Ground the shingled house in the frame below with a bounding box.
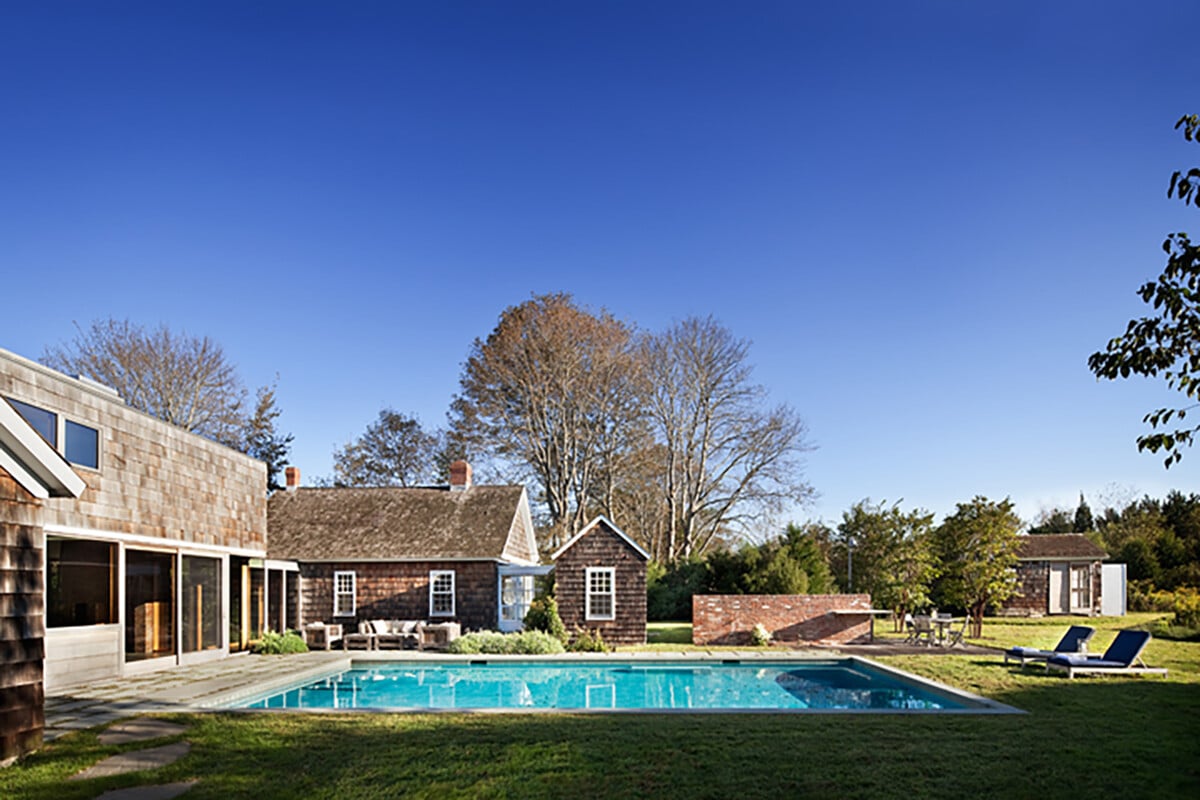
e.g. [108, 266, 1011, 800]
[1001, 533, 1107, 616]
[267, 462, 546, 633]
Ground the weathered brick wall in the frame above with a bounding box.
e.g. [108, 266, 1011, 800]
[0, 469, 44, 763]
[555, 522, 646, 646]
[1, 351, 266, 550]
[692, 594, 872, 646]
[301, 561, 498, 632]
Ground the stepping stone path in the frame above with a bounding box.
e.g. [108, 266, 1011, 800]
[70, 718, 195, 799]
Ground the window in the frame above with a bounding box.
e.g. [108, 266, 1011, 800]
[46, 537, 116, 627]
[7, 398, 57, 447]
[333, 571, 356, 616]
[125, 549, 175, 662]
[430, 570, 455, 617]
[65, 419, 100, 469]
[586, 567, 615, 621]
[1070, 565, 1090, 611]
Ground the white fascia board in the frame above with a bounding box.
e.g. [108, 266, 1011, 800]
[0, 399, 85, 498]
[550, 514, 651, 561]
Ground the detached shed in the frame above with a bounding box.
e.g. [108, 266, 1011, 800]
[1001, 534, 1107, 617]
[552, 516, 648, 646]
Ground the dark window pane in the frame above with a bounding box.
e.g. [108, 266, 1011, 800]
[46, 537, 117, 627]
[125, 549, 175, 661]
[7, 398, 57, 447]
[183, 556, 222, 652]
[65, 420, 100, 468]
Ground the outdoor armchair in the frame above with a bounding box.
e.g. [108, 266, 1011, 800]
[1004, 625, 1095, 666]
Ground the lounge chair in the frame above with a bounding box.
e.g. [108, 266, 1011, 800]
[1045, 630, 1168, 679]
[1004, 625, 1095, 666]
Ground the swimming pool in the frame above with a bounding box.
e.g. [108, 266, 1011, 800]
[235, 658, 1014, 713]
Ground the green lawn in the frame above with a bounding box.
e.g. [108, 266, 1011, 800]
[4, 614, 1198, 799]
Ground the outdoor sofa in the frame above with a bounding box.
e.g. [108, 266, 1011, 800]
[342, 619, 425, 650]
[1004, 625, 1095, 666]
[1045, 629, 1167, 679]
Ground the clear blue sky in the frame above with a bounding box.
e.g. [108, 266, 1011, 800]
[3, 1, 1198, 531]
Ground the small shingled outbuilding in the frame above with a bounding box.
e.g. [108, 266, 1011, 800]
[551, 516, 648, 646]
[1001, 533, 1108, 616]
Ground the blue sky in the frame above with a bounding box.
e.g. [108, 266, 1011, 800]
[3, 1, 1198, 531]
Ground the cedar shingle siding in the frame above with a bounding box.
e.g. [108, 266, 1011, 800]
[555, 519, 647, 646]
[0, 469, 45, 763]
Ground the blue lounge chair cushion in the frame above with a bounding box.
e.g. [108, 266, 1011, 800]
[1047, 655, 1125, 669]
[1005, 625, 1095, 660]
[1049, 630, 1152, 669]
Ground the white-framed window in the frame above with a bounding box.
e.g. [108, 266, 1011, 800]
[430, 570, 455, 617]
[585, 567, 615, 621]
[333, 571, 356, 617]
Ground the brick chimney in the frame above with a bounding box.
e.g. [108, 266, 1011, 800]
[449, 460, 472, 492]
[285, 466, 301, 491]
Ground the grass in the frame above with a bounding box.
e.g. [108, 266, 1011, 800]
[4, 614, 1198, 799]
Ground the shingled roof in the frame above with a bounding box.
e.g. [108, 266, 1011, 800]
[267, 485, 536, 563]
[1016, 533, 1107, 561]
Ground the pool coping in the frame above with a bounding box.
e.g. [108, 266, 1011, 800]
[212, 651, 1024, 715]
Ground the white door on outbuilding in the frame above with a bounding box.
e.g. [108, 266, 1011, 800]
[1101, 563, 1127, 616]
[1049, 563, 1069, 614]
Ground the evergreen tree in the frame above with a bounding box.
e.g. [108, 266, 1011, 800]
[242, 382, 293, 492]
[1073, 493, 1094, 532]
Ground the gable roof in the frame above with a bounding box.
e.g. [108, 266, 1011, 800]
[551, 515, 650, 561]
[0, 397, 86, 499]
[267, 484, 537, 563]
[1017, 533, 1107, 561]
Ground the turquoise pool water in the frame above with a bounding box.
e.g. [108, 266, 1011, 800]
[238, 659, 980, 712]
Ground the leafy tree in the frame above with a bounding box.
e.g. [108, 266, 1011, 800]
[932, 496, 1022, 638]
[1089, 114, 1200, 466]
[780, 523, 835, 594]
[42, 318, 248, 445]
[834, 499, 937, 629]
[1073, 493, 1094, 532]
[242, 381, 294, 492]
[333, 409, 438, 487]
[1028, 508, 1074, 534]
[642, 316, 814, 561]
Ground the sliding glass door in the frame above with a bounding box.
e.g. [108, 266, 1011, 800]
[125, 549, 175, 662]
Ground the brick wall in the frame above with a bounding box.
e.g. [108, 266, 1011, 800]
[692, 594, 873, 646]
[300, 561, 498, 632]
[554, 521, 646, 646]
[0, 468, 45, 763]
[1, 350, 266, 551]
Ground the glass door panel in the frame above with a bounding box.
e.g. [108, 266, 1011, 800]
[125, 549, 175, 662]
[183, 555, 222, 652]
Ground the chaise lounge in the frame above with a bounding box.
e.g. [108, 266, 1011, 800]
[1045, 629, 1168, 679]
[1004, 625, 1095, 666]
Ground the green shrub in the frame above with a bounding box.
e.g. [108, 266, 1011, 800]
[749, 623, 772, 647]
[253, 629, 308, 655]
[1171, 587, 1200, 627]
[524, 596, 567, 643]
[568, 628, 608, 652]
[447, 630, 565, 655]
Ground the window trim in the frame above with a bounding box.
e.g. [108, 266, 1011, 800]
[7, 397, 58, 448]
[1069, 564, 1090, 611]
[333, 571, 356, 617]
[585, 567, 616, 621]
[429, 570, 456, 617]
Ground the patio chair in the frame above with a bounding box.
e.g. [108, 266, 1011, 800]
[902, 613, 916, 643]
[1003, 625, 1094, 666]
[909, 615, 934, 646]
[1045, 630, 1168, 679]
[944, 616, 968, 647]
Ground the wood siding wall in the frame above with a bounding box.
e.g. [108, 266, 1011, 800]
[1, 351, 266, 550]
[0, 469, 44, 763]
[555, 523, 647, 646]
[300, 561, 499, 632]
[999, 560, 1104, 617]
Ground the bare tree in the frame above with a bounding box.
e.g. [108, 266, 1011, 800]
[643, 317, 815, 561]
[42, 318, 248, 446]
[333, 409, 439, 487]
[450, 293, 643, 549]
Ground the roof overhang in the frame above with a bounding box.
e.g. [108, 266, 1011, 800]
[551, 514, 650, 561]
[0, 398, 86, 500]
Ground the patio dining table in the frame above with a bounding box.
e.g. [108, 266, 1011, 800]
[916, 615, 966, 647]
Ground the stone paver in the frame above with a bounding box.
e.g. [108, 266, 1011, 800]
[94, 781, 198, 800]
[99, 720, 189, 745]
[69, 742, 191, 780]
